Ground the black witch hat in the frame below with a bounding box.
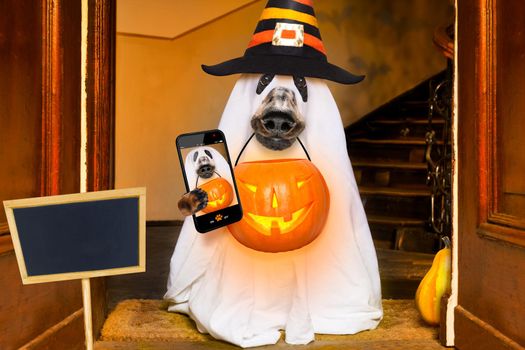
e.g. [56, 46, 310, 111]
[202, 0, 364, 84]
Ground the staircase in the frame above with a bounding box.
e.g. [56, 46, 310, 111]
[346, 71, 449, 298]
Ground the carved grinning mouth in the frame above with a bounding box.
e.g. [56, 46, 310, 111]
[245, 203, 313, 236]
[206, 193, 229, 209]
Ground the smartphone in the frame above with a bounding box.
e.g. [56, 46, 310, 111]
[176, 129, 243, 233]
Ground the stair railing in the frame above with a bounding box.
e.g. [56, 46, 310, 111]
[425, 66, 452, 240]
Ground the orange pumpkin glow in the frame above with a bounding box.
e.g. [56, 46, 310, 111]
[200, 178, 234, 213]
[228, 159, 329, 252]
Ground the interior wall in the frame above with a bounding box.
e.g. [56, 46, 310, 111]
[116, 0, 453, 220]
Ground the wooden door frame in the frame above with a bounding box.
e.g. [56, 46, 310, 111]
[455, 1, 525, 349]
[87, 0, 116, 194]
[86, 0, 117, 339]
[0, 0, 115, 250]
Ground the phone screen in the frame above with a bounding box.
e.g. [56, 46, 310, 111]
[177, 130, 243, 232]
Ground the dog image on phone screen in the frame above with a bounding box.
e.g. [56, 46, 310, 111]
[166, 1, 382, 347]
[178, 146, 235, 216]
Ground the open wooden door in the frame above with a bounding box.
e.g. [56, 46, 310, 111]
[456, 1, 525, 349]
[0, 0, 114, 348]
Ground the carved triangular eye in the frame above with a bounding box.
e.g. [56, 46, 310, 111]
[296, 175, 312, 189]
[239, 180, 257, 193]
[271, 192, 278, 209]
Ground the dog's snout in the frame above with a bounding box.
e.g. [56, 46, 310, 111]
[262, 113, 296, 135]
[251, 84, 305, 151]
[196, 156, 215, 178]
[268, 87, 296, 104]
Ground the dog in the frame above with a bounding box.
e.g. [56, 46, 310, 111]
[251, 75, 306, 151]
[166, 75, 382, 347]
[177, 147, 219, 216]
[178, 75, 307, 216]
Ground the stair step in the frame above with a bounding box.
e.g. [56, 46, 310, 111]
[368, 215, 426, 227]
[376, 247, 433, 298]
[353, 160, 427, 170]
[377, 248, 433, 280]
[397, 100, 430, 110]
[350, 137, 442, 146]
[349, 147, 426, 164]
[364, 195, 430, 219]
[359, 186, 430, 197]
[370, 118, 445, 125]
[348, 122, 445, 141]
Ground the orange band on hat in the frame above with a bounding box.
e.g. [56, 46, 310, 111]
[248, 30, 326, 55]
[260, 8, 318, 28]
[248, 30, 274, 48]
[292, 0, 314, 6]
[304, 33, 326, 55]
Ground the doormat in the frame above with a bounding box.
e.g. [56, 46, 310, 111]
[100, 299, 439, 343]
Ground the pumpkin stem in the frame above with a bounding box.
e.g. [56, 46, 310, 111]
[441, 236, 451, 249]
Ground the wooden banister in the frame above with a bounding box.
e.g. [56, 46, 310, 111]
[433, 24, 454, 60]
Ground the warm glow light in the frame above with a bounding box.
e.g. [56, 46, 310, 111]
[206, 194, 229, 209]
[271, 193, 278, 209]
[201, 178, 234, 213]
[229, 159, 330, 252]
[246, 204, 312, 236]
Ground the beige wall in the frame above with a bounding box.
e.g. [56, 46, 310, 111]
[319, 0, 453, 121]
[116, 0, 453, 220]
[117, 0, 258, 38]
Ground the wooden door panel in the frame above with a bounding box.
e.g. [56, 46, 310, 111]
[474, 0, 525, 249]
[1, 0, 114, 348]
[0, 0, 43, 233]
[495, 0, 525, 224]
[0, 0, 83, 349]
[457, 0, 525, 349]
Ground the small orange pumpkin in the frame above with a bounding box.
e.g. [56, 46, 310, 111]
[200, 178, 234, 213]
[228, 159, 329, 253]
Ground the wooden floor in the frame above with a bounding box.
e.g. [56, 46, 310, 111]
[106, 224, 181, 309]
[96, 339, 446, 350]
[100, 224, 440, 350]
[106, 224, 433, 308]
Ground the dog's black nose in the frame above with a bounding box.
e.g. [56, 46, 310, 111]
[262, 112, 296, 135]
[198, 165, 214, 178]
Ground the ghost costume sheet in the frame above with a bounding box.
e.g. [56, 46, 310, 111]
[165, 75, 383, 348]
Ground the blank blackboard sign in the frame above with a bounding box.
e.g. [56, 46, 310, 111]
[3, 188, 146, 284]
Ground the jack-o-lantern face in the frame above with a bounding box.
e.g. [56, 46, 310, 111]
[228, 159, 329, 252]
[200, 178, 234, 213]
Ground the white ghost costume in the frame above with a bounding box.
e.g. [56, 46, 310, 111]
[165, 75, 383, 347]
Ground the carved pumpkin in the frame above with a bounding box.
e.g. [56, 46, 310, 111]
[200, 178, 234, 213]
[228, 159, 329, 252]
